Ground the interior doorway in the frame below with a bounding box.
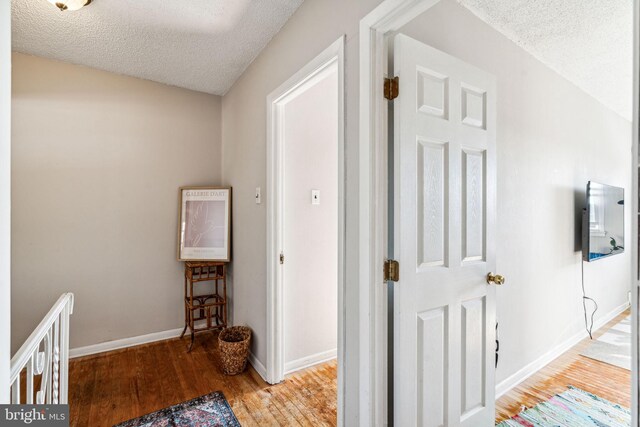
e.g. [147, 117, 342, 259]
[266, 36, 345, 422]
[390, 2, 634, 427]
[359, 0, 637, 425]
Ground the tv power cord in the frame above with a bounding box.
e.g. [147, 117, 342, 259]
[581, 260, 598, 339]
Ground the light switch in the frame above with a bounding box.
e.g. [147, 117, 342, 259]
[255, 187, 261, 204]
[311, 189, 320, 205]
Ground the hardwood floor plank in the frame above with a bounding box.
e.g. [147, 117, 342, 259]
[272, 377, 326, 426]
[69, 355, 96, 427]
[88, 353, 114, 426]
[287, 374, 336, 424]
[264, 387, 306, 426]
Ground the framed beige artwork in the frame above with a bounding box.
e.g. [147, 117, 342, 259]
[177, 187, 231, 261]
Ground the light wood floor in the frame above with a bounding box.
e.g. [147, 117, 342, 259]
[69, 311, 629, 426]
[69, 331, 337, 427]
[495, 309, 631, 423]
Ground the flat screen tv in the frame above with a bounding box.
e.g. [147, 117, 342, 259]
[582, 181, 624, 262]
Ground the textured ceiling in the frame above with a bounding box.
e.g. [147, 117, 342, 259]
[12, 0, 304, 95]
[12, 0, 633, 117]
[457, 0, 633, 120]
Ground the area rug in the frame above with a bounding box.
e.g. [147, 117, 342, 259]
[580, 315, 631, 370]
[496, 386, 630, 427]
[114, 391, 241, 427]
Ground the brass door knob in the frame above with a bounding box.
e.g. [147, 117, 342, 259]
[486, 272, 505, 285]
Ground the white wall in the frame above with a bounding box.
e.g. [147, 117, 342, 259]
[283, 66, 338, 372]
[400, 0, 632, 386]
[0, 0, 11, 403]
[220, 0, 383, 423]
[221, 1, 630, 420]
[11, 53, 223, 352]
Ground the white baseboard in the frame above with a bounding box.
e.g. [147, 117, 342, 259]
[495, 302, 630, 398]
[284, 348, 337, 375]
[248, 351, 268, 381]
[69, 327, 184, 359]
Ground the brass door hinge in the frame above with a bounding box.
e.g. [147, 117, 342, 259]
[280, 253, 285, 265]
[384, 76, 399, 100]
[384, 259, 399, 282]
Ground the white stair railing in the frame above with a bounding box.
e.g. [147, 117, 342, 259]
[10, 293, 74, 404]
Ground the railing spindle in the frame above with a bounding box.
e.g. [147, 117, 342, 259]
[11, 377, 20, 404]
[52, 317, 60, 404]
[26, 354, 34, 404]
[59, 303, 70, 404]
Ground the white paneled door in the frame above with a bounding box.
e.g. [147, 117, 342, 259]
[393, 34, 498, 427]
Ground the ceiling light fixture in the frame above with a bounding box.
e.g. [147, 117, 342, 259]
[48, 0, 92, 11]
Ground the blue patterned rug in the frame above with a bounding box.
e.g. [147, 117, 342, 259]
[114, 391, 240, 427]
[497, 386, 630, 426]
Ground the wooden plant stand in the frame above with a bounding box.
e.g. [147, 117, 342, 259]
[180, 261, 228, 351]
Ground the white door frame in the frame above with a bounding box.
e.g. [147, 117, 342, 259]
[266, 35, 345, 418]
[632, 0, 639, 422]
[360, 0, 640, 425]
[359, 2, 443, 424]
[0, 0, 11, 404]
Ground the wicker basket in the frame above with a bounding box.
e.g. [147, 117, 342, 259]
[218, 326, 251, 375]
